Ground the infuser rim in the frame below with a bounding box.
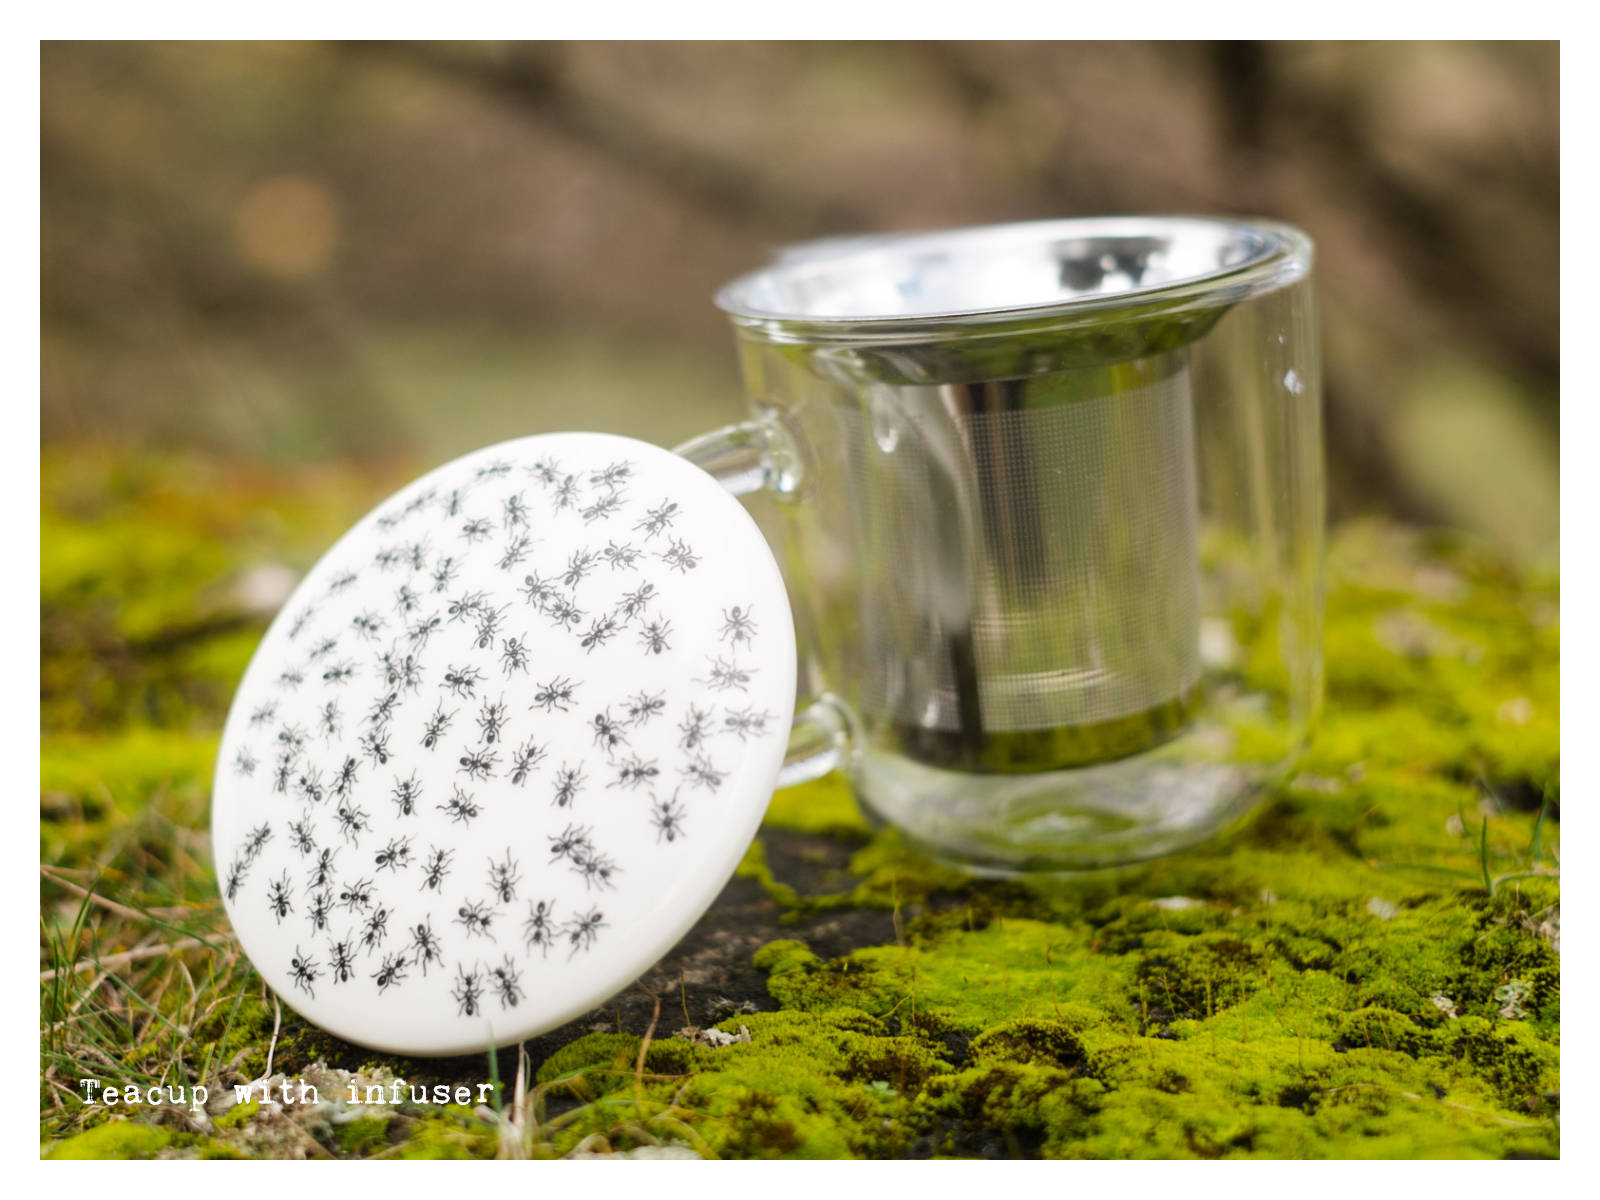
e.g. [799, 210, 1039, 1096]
[714, 214, 1311, 333]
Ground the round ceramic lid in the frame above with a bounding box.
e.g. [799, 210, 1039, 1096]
[211, 432, 795, 1056]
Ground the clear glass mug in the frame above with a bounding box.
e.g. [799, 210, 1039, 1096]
[675, 216, 1323, 874]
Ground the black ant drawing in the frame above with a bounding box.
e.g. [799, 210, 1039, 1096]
[287, 813, 317, 856]
[476, 458, 513, 481]
[565, 908, 606, 957]
[333, 756, 360, 799]
[289, 605, 317, 639]
[277, 724, 308, 755]
[458, 747, 497, 782]
[394, 582, 420, 615]
[608, 753, 660, 791]
[651, 794, 687, 843]
[473, 605, 506, 649]
[327, 570, 359, 596]
[440, 488, 465, 518]
[273, 755, 295, 795]
[552, 764, 585, 809]
[499, 635, 530, 677]
[233, 749, 258, 778]
[318, 699, 342, 742]
[522, 900, 559, 957]
[497, 536, 531, 571]
[530, 456, 561, 486]
[442, 663, 483, 700]
[328, 936, 357, 985]
[552, 475, 579, 511]
[309, 636, 339, 662]
[306, 889, 334, 934]
[704, 655, 754, 692]
[659, 538, 700, 573]
[374, 835, 413, 872]
[224, 857, 248, 903]
[278, 666, 306, 690]
[546, 595, 584, 630]
[562, 549, 597, 589]
[378, 646, 423, 692]
[446, 590, 488, 624]
[681, 754, 726, 793]
[294, 764, 324, 803]
[547, 823, 594, 864]
[321, 661, 356, 686]
[439, 785, 481, 825]
[452, 965, 484, 1016]
[532, 675, 577, 713]
[358, 731, 391, 767]
[579, 614, 618, 652]
[590, 460, 632, 490]
[634, 499, 678, 540]
[638, 615, 672, 656]
[454, 899, 495, 941]
[405, 538, 430, 573]
[403, 487, 437, 520]
[722, 705, 774, 741]
[307, 847, 338, 892]
[574, 852, 619, 892]
[350, 610, 386, 642]
[486, 852, 522, 905]
[419, 846, 453, 892]
[431, 556, 459, 593]
[290, 947, 320, 998]
[366, 690, 400, 729]
[624, 690, 666, 726]
[720, 604, 758, 647]
[408, 612, 442, 651]
[410, 920, 444, 976]
[677, 704, 713, 752]
[388, 772, 421, 817]
[616, 581, 657, 621]
[489, 956, 525, 1009]
[502, 492, 530, 531]
[475, 696, 508, 745]
[374, 544, 405, 571]
[373, 952, 407, 993]
[520, 571, 558, 612]
[509, 738, 547, 786]
[267, 872, 294, 924]
[581, 491, 623, 523]
[339, 876, 374, 913]
[460, 516, 492, 544]
[243, 824, 274, 860]
[361, 906, 391, 955]
[590, 708, 629, 754]
[335, 800, 371, 845]
[249, 702, 277, 727]
[421, 704, 456, 750]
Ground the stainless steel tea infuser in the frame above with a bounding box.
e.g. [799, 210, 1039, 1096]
[213, 215, 1324, 1054]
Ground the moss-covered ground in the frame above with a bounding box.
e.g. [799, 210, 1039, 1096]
[40, 449, 1558, 1159]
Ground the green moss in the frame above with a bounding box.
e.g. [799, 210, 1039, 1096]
[213, 1098, 259, 1131]
[332, 1115, 391, 1156]
[392, 1112, 498, 1159]
[39, 448, 1559, 1159]
[45, 1120, 175, 1159]
[764, 773, 874, 840]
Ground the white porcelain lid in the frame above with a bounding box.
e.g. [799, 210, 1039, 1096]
[211, 432, 795, 1056]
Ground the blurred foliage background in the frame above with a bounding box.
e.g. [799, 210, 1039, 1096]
[42, 40, 1558, 560]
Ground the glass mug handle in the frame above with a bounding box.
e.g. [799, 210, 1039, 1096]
[674, 415, 852, 789]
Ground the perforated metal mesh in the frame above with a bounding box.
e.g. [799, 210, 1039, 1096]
[834, 362, 1201, 735]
